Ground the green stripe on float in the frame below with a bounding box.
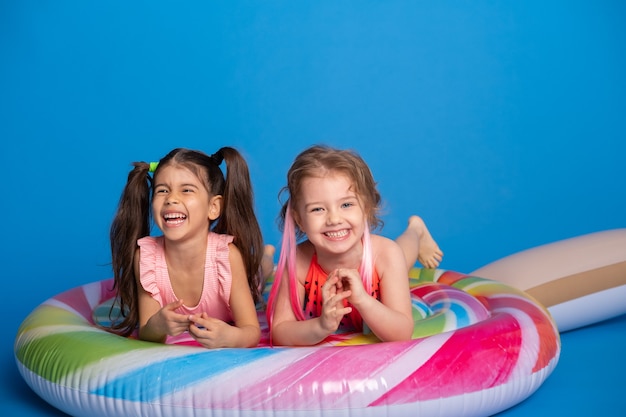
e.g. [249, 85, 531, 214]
[15, 330, 157, 383]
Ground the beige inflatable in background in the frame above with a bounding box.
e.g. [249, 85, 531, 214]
[471, 229, 626, 332]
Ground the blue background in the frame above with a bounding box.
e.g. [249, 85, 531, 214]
[2, 2, 625, 416]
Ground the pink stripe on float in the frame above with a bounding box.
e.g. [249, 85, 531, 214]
[214, 341, 421, 410]
[371, 312, 523, 405]
[53, 279, 117, 325]
[99, 278, 116, 302]
[54, 285, 94, 322]
[488, 296, 559, 372]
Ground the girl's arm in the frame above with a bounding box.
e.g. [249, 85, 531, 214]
[339, 237, 414, 342]
[221, 243, 261, 348]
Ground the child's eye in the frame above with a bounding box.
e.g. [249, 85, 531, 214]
[155, 188, 168, 194]
[310, 207, 324, 213]
[341, 202, 354, 208]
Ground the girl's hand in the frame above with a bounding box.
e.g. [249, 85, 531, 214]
[333, 268, 368, 307]
[319, 272, 352, 333]
[188, 313, 234, 349]
[151, 299, 191, 337]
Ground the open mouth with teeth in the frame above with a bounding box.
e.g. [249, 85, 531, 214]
[163, 212, 187, 225]
[325, 230, 349, 239]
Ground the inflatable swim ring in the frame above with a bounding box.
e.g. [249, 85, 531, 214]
[14, 268, 559, 417]
[472, 229, 626, 332]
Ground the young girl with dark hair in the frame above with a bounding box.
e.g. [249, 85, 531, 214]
[110, 147, 272, 348]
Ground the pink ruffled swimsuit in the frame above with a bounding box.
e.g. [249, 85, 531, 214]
[137, 232, 234, 344]
[303, 253, 381, 333]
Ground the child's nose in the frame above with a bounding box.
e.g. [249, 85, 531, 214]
[326, 210, 341, 225]
[166, 193, 179, 205]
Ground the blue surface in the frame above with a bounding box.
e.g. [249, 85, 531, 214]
[2, 2, 625, 416]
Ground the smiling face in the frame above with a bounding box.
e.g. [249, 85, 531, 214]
[293, 171, 367, 260]
[152, 164, 221, 242]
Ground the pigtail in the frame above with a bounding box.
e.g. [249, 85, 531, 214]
[359, 224, 373, 296]
[108, 162, 152, 336]
[212, 147, 264, 304]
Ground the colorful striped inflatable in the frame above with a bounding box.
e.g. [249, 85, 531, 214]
[14, 267, 560, 417]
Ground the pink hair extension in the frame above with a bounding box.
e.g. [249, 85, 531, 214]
[284, 204, 305, 320]
[266, 202, 304, 343]
[359, 223, 373, 296]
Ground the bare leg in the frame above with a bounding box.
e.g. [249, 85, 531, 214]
[257, 244, 276, 305]
[395, 216, 443, 270]
[261, 244, 276, 279]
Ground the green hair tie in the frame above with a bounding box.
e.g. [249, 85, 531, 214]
[149, 162, 159, 173]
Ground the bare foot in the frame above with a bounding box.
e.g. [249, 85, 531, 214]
[408, 215, 443, 269]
